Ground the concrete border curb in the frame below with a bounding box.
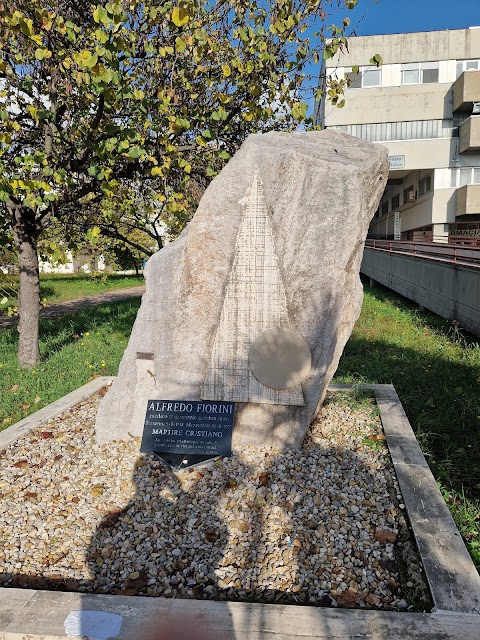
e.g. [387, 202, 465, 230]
[0, 376, 114, 450]
[0, 381, 479, 638]
[2, 591, 480, 640]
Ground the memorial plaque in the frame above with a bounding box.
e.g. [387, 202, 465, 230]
[141, 400, 235, 469]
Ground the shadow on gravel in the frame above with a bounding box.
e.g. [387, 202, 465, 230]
[0, 394, 434, 638]
[82, 407, 418, 604]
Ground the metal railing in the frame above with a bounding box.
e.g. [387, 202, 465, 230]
[364, 239, 480, 270]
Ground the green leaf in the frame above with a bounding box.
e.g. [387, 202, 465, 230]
[95, 28, 109, 44]
[93, 6, 109, 25]
[75, 49, 98, 69]
[369, 53, 383, 67]
[175, 36, 187, 53]
[128, 146, 143, 159]
[20, 18, 34, 36]
[291, 102, 308, 121]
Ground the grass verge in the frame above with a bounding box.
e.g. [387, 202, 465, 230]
[0, 298, 140, 428]
[1, 272, 144, 313]
[334, 283, 480, 570]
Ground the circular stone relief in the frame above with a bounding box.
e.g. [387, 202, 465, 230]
[248, 327, 311, 390]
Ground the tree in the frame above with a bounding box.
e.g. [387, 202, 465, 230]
[0, 0, 360, 366]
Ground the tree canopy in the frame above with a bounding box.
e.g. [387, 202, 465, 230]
[0, 0, 361, 366]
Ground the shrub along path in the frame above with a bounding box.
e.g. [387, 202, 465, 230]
[0, 285, 145, 330]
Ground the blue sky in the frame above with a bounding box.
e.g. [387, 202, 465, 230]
[346, 0, 480, 36]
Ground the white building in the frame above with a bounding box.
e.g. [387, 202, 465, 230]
[318, 27, 480, 243]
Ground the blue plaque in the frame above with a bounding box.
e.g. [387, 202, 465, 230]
[141, 400, 235, 469]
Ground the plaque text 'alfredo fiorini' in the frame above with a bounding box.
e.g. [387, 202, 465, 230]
[141, 400, 235, 458]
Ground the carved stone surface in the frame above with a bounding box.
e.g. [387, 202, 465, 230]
[95, 130, 388, 449]
[202, 169, 304, 406]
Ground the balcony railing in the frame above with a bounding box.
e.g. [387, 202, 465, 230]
[365, 239, 480, 269]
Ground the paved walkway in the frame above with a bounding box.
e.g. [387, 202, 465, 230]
[0, 285, 145, 330]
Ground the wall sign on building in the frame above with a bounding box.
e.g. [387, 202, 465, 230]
[394, 212, 401, 240]
[388, 155, 405, 170]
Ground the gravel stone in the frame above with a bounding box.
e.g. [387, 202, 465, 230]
[0, 391, 417, 609]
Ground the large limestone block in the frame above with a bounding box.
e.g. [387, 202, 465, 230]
[95, 131, 388, 449]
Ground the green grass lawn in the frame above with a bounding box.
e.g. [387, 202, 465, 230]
[0, 298, 141, 428]
[1, 272, 144, 313]
[0, 284, 478, 569]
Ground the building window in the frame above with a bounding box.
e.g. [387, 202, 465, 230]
[403, 185, 415, 204]
[456, 60, 480, 77]
[346, 67, 381, 88]
[381, 201, 389, 215]
[401, 62, 439, 85]
[418, 175, 432, 196]
[363, 69, 381, 87]
[450, 167, 480, 187]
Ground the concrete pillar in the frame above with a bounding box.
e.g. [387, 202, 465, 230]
[433, 223, 449, 243]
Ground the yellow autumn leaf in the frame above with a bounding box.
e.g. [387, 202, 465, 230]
[90, 484, 104, 497]
[27, 105, 38, 121]
[171, 5, 191, 27]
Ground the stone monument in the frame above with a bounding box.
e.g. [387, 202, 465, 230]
[95, 131, 388, 450]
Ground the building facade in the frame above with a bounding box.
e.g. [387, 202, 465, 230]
[318, 28, 480, 243]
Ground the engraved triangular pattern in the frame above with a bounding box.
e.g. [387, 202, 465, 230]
[202, 168, 305, 406]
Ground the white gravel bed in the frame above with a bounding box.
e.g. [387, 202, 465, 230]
[0, 390, 418, 610]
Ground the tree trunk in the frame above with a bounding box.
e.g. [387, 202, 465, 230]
[11, 204, 41, 367]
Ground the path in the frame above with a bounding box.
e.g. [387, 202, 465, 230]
[0, 285, 145, 330]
